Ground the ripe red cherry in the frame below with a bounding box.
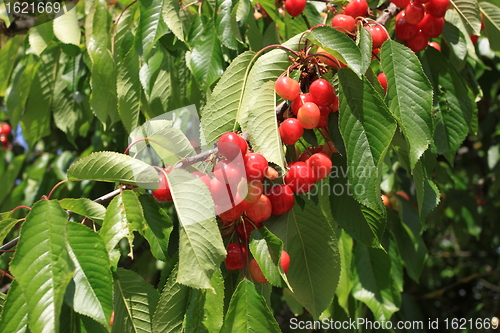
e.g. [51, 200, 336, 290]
[317, 112, 329, 128]
[0, 136, 7, 149]
[331, 14, 356, 33]
[241, 180, 263, 203]
[309, 79, 336, 107]
[280, 250, 291, 273]
[470, 35, 479, 45]
[365, 25, 389, 49]
[192, 171, 211, 188]
[218, 132, 248, 161]
[343, 0, 368, 18]
[210, 177, 233, 206]
[425, 0, 449, 17]
[284, 162, 316, 193]
[428, 41, 441, 51]
[390, 0, 410, 7]
[415, 0, 429, 3]
[405, 2, 425, 24]
[418, 14, 444, 38]
[0, 123, 11, 136]
[298, 146, 323, 162]
[214, 160, 245, 185]
[405, 30, 429, 52]
[244, 194, 272, 223]
[152, 171, 172, 202]
[217, 201, 245, 222]
[306, 153, 332, 181]
[279, 118, 304, 145]
[395, 11, 419, 41]
[291, 93, 315, 115]
[225, 243, 247, 270]
[275, 77, 300, 101]
[285, 0, 306, 17]
[297, 102, 321, 129]
[266, 184, 295, 215]
[244, 153, 268, 181]
[377, 72, 388, 93]
[236, 218, 257, 243]
[249, 250, 291, 283]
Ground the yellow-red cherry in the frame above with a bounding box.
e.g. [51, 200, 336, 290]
[297, 102, 321, 129]
[275, 77, 300, 101]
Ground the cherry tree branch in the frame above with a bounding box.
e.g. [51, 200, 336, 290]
[376, 2, 399, 26]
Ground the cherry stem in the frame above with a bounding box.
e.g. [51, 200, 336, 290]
[47, 179, 70, 200]
[10, 205, 31, 214]
[255, 44, 300, 58]
[306, 52, 343, 69]
[0, 269, 14, 280]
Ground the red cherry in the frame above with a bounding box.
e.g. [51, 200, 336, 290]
[309, 79, 336, 107]
[425, 0, 449, 17]
[284, 0, 306, 17]
[214, 160, 245, 185]
[244, 194, 272, 223]
[192, 171, 211, 188]
[405, 2, 425, 24]
[418, 14, 444, 37]
[236, 218, 257, 243]
[377, 72, 388, 93]
[317, 112, 329, 128]
[390, 0, 410, 7]
[225, 243, 247, 270]
[366, 25, 389, 49]
[284, 162, 316, 193]
[396, 191, 410, 201]
[266, 184, 295, 215]
[279, 118, 304, 145]
[306, 153, 332, 181]
[415, 0, 430, 4]
[0, 136, 8, 149]
[395, 11, 419, 41]
[217, 201, 245, 223]
[249, 259, 268, 283]
[428, 41, 441, 51]
[280, 250, 291, 273]
[242, 180, 263, 203]
[470, 35, 479, 45]
[210, 177, 233, 206]
[291, 93, 315, 116]
[331, 14, 356, 33]
[218, 132, 248, 161]
[152, 171, 172, 202]
[298, 146, 323, 162]
[244, 153, 268, 181]
[405, 30, 429, 52]
[0, 123, 11, 136]
[297, 102, 321, 129]
[275, 77, 300, 101]
[343, 0, 368, 18]
[265, 167, 279, 180]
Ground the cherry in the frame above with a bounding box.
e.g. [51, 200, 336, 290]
[275, 77, 300, 101]
[225, 243, 247, 270]
[298, 146, 323, 162]
[284, 162, 316, 193]
[405, 2, 425, 24]
[291, 93, 315, 116]
[217, 201, 245, 222]
[306, 153, 332, 181]
[316, 47, 346, 69]
[284, 0, 306, 17]
[381, 194, 392, 209]
[309, 79, 336, 107]
[236, 218, 257, 243]
[218, 132, 248, 161]
[425, 0, 449, 17]
[317, 112, 329, 128]
[241, 180, 263, 203]
[395, 11, 419, 41]
[210, 177, 233, 206]
[152, 171, 172, 202]
[0, 123, 11, 136]
[192, 171, 211, 188]
[415, 0, 430, 4]
[391, 0, 410, 7]
[244, 194, 272, 223]
[244, 153, 268, 181]
[406, 30, 429, 52]
[280, 250, 291, 273]
[264, 166, 279, 180]
[377, 72, 388, 93]
[279, 118, 304, 145]
[343, 0, 368, 19]
[0, 136, 8, 149]
[331, 14, 356, 33]
[214, 160, 245, 185]
[470, 35, 479, 45]
[266, 184, 295, 215]
[396, 191, 410, 201]
[249, 250, 291, 283]
[428, 41, 441, 51]
[297, 102, 321, 129]
[366, 25, 389, 49]
[418, 14, 444, 37]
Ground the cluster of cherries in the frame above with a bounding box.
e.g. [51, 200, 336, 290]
[0, 122, 11, 150]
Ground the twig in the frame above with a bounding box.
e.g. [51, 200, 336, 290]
[376, 2, 399, 26]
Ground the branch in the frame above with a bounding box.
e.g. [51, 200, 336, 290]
[376, 2, 399, 26]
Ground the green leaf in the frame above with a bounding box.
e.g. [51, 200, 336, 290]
[421, 47, 475, 164]
[451, 0, 481, 35]
[442, 21, 468, 61]
[162, 0, 185, 41]
[67, 151, 159, 188]
[137, 0, 167, 60]
[152, 265, 190, 333]
[200, 51, 256, 144]
[6, 55, 37, 128]
[10, 200, 74, 333]
[480, 2, 500, 51]
[308, 26, 363, 77]
[220, 279, 280, 333]
[0, 154, 25, 206]
[59, 198, 106, 223]
[113, 268, 159, 333]
[117, 45, 142, 133]
[138, 194, 173, 261]
[335, 229, 354, 315]
[337, 68, 397, 209]
[217, 0, 239, 50]
[203, 270, 224, 333]
[413, 152, 440, 223]
[22, 44, 60, 148]
[284, 11, 308, 40]
[249, 227, 285, 287]
[0, 35, 23, 96]
[357, 26, 373, 75]
[169, 169, 226, 290]
[380, 40, 433, 171]
[53, 6, 81, 45]
[352, 243, 401, 321]
[99, 191, 145, 258]
[184, 289, 208, 333]
[28, 23, 55, 56]
[65, 222, 113, 329]
[0, 281, 29, 333]
[0, 218, 20, 244]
